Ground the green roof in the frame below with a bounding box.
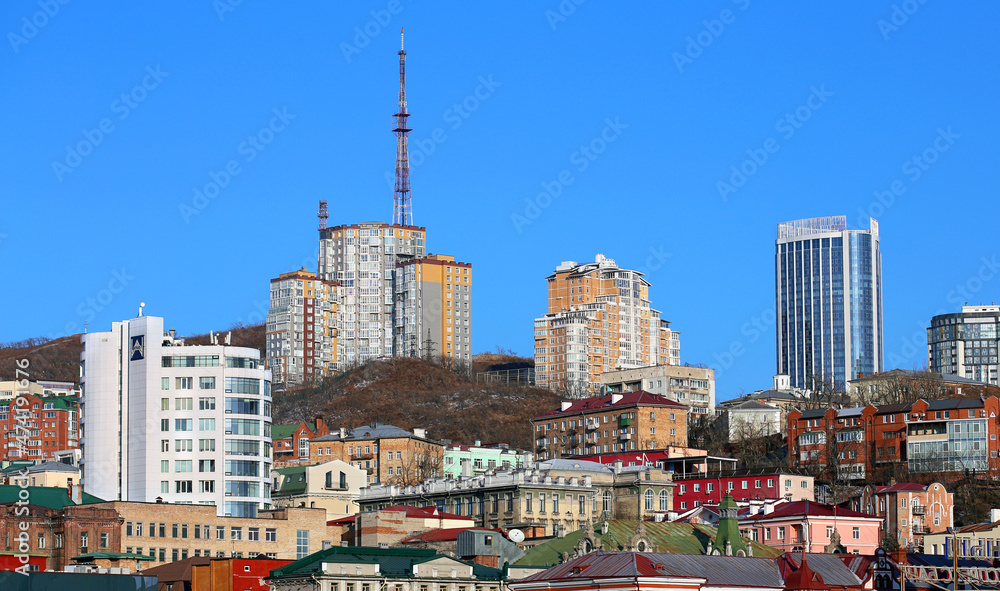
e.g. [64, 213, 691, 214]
[0, 461, 37, 474]
[0, 485, 104, 509]
[272, 466, 307, 496]
[513, 521, 782, 567]
[270, 546, 438, 578]
[73, 552, 155, 562]
[272, 421, 316, 440]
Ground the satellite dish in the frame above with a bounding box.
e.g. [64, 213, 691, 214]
[508, 529, 525, 543]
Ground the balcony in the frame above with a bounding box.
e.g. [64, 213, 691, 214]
[619, 418, 632, 427]
[586, 421, 599, 430]
[619, 433, 632, 441]
[912, 505, 926, 515]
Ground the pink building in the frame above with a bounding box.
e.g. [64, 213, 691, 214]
[740, 500, 882, 555]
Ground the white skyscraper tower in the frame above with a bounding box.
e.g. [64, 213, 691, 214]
[81, 313, 273, 516]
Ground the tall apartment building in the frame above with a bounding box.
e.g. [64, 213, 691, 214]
[534, 254, 680, 396]
[0, 393, 78, 461]
[928, 305, 1000, 385]
[80, 314, 273, 517]
[531, 391, 688, 460]
[265, 268, 339, 388]
[395, 254, 473, 361]
[775, 216, 883, 390]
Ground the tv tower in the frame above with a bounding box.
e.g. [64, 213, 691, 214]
[392, 28, 413, 227]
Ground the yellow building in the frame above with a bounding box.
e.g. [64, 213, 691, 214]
[534, 254, 680, 396]
[265, 268, 339, 388]
[271, 459, 367, 520]
[395, 254, 472, 362]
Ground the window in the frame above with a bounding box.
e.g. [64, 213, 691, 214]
[199, 377, 216, 390]
[827, 526, 833, 538]
[216, 526, 225, 540]
[552, 495, 559, 513]
[161, 377, 170, 390]
[80, 532, 89, 549]
[175, 419, 193, 431]
[296, 530, 309, 559]
[659, 490, 669, 510]
[901, 498, 907, 508]
[176, 480, 192, 493]
[199, 396, 215, 409]
[525, 492, 533, 512]
[176, 377, 193, 390]
[175, 439, 193, 452]
[603, 490, 612, 511]
[199, 439, 216, 452]
[249, 527, 260, 541]
[199, 418, 215, 431]
[199, 459, 215, 472]
[161, 398, 169, 410]
[764, 528, 771, 540]
[853, 527, 860, 539]
[100, 532, 108, 548]
[175, 460, 192, 473]
[777, 527, 785, 540]
[644, 489, 654, 510]
[199, 480, 215, 493]
[231, 527, 243, 541]
[265, 528, 277, 542]
[175, 397, 193, 410]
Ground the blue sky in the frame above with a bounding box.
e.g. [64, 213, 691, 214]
[2, 2, 998, 400]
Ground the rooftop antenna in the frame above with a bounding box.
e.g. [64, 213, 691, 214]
[392, 27, 413, 226]
[138, 302, 145, 317]
[318, 199, 328, 231]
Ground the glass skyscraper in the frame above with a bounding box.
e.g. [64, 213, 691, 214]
[775, 216, 883, 390]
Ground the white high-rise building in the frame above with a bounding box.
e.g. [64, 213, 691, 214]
[81, 313, 272, 517]
[317, 222, 426, 365]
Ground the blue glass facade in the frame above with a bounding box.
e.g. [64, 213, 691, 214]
[775, 216, 882, 390]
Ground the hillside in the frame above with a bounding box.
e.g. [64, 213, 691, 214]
[272, 356, 556, 450]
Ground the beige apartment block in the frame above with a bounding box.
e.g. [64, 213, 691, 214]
[90, 501, 333, 565]
[601, 365, 716, 418]
[271, 459, 367, 520]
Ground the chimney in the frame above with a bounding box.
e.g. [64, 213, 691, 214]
[763, 501, 775, 515]
[611, 393, 623, 404]
[613, 460, 623, 472]
[413, 428, 427, 439]
[461, 458, 472, 478]
[560, 400, 572, 412]
[990, 508, 1000, 524]
[315, 417, 326, 434]
[71, 483, 82, 504]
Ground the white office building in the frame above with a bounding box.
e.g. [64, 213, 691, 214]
[80, 313, 272, 517]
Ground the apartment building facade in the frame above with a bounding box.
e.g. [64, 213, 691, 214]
[848, 481, 953, 551]
[395, 254, 473, 362]
[80, 315, 273, 517]
[787, 396, 1000, 480]
[672, 472, 815, 512]
[601, 365, 715, 417]
[442, 442, 531, 479]
[0, 380, 79, 401]
[308, 423, 444, 486]
[739, 500, 882, 554]
[775, 216, 883, 390]
[533, 254, 680, 396]
[270, 459, 367, 519]
[358, 461, 674, 531]
[0, 393, 78, 461]
[96, 501, 330, 564]
[265, 268, 339, 388]
[928, 305, 1000, 385]
[317, 222, 425, 365]
[531, 391, 688, 460]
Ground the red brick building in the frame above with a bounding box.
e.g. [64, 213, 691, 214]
[787, 396, 1000, 481]
[673, 472, 815, 511]
[272, 418, 329, 466]
[0, 394, 79, 462]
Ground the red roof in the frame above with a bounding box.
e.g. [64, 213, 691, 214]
[743, 500, 878, 522]
[533, 391, 686, 420]
[874, 482, 926, 493]
[401, 527, 502, 543]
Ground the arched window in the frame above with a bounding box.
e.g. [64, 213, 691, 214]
[644, 489, 654, 511]
[603, 490, 612, 512]
[659, 490, 669, 511]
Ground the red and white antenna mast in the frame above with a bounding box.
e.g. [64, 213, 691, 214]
[392, 28, 413, 226]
